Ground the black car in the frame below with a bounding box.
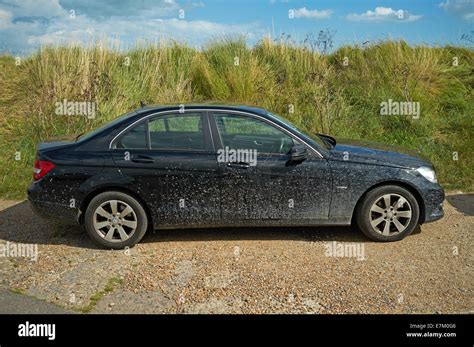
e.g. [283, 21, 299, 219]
[28, 105, 445, 249]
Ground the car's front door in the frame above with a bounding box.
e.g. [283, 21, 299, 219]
[210, 111, 331, 224]
[110, 111, 221, 227]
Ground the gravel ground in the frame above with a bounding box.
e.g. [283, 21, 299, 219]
[0, 193, 472, 314]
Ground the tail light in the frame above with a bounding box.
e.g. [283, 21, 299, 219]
[33, 160, 55, 181]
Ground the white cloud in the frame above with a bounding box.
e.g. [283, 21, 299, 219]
[152, 18, 256, 35]
[1, 0, 66, 18]
[0, 1, 261, 54]
[190, 1, 206, 8]
[58, 0, 178, 18]
[292, 7, 332, 19]
[439, 0, 474, 21]
[346, 7, 422, 22]
[25, 15, 261, 49]
[0, 9, 13, 29]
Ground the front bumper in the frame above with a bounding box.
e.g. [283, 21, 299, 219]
[421, 185, 445, 223]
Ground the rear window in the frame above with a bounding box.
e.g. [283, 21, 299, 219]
[77, 111, 136, 142]
[114, 113, 205, 151]
[115, 123, 147, 149]
[148, 113, 205, 150]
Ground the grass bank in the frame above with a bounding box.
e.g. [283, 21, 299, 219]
[0, 38, 472, 198]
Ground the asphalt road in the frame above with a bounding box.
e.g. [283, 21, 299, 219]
[0, 287, 70, 314]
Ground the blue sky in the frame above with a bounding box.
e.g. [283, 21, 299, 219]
[0, 0, 472, 55]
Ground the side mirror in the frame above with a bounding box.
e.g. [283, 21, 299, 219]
[289, 144, 308, 163]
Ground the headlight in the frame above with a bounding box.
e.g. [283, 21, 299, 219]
[416, 166, 437, 183]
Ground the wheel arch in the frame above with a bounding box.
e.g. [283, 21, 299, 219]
[351, 180, 426, 224]
[79, 186, 154, 229]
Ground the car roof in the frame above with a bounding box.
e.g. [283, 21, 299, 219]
[136, 104, 268, 116]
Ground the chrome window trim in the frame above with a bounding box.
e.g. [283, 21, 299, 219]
[108, 109, 324, 158]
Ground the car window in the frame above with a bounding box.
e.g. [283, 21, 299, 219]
[148, 113, 205, 150]
[267, 112, 329, 149]
[214, 113, 294, 154]
[78, 111, 136, 142]
[115, 122, 147, 149]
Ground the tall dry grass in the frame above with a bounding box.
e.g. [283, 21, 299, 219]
[0, 38, 472, 198]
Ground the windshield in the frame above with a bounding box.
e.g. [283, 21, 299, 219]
[266, 112, 330, 149]
[77, 111, 136, 142]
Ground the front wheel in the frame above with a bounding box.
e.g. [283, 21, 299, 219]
[355, 185, 420, 242]
[84, 191, 148, 249]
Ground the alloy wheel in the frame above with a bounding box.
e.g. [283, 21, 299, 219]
[93, 200, 138, 242]
[369, 193, 412, 236]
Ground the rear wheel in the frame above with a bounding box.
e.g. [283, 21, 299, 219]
[84, 191, 148, 249]
[356, 185, 420, 242]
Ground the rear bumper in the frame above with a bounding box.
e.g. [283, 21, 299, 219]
[27, 182, 79, 225]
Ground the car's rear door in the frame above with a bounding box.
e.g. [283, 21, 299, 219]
[110, 111, 220, 227]
[210, 111, 331, 224]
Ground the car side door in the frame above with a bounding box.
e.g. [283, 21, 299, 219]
[110, 111, 221, 227]
[210, 111, 332, 224]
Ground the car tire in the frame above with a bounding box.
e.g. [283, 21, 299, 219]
[84, 191, 148, 249]
[355, 185, 420, 242]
